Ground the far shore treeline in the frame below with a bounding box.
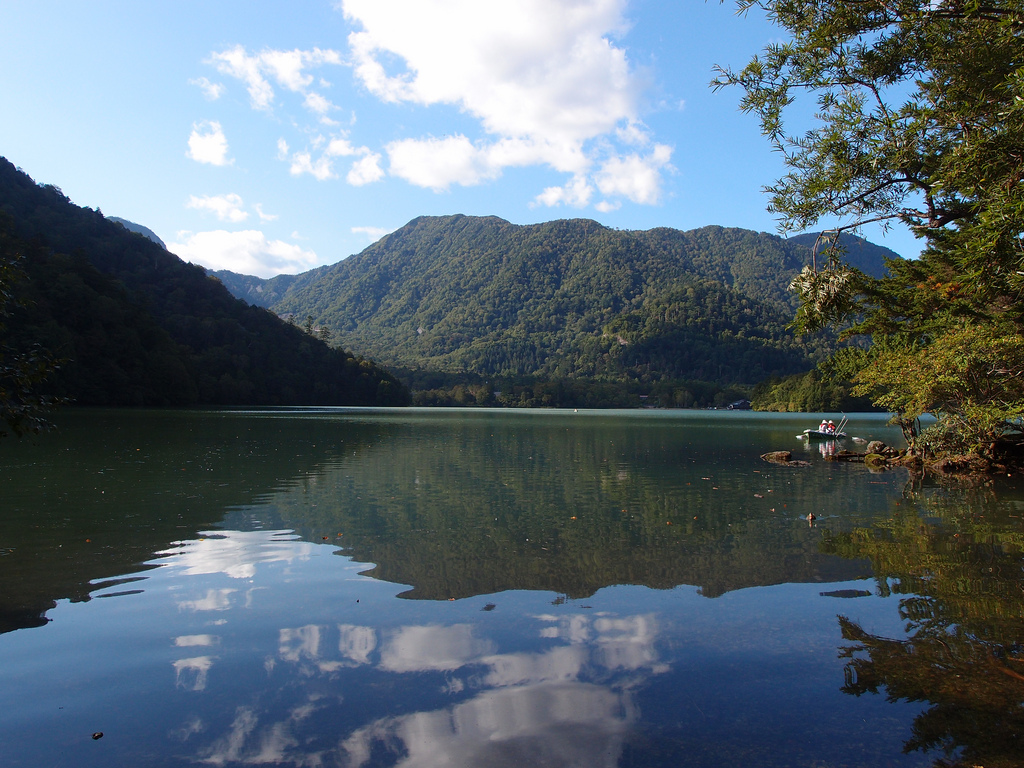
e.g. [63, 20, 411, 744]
[0, 157, 408, 434]
[0, 155, 898, 429]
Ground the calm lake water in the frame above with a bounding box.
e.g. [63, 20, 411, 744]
[1, 408, 1022, 767]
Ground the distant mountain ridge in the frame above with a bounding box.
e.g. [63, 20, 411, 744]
[108, 216, 166, 249]
[220, 218, 893, 315]
[212, 215, 898, 400]
[212, 269, 300, 308]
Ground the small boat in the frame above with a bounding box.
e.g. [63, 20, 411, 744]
[798, 429, 847, 440]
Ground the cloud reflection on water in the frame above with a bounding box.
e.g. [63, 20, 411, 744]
[155, 529, 665, 766]
[379, 624, 496, 673]
[338, 624, 377, 665]
[190, 609, 662, 767]
[157, 530, 317, 580]
[174, 656, 215, 691]
[340, 681, 628, 768]
[178, 588, 237, 612]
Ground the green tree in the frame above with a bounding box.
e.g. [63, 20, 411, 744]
[0, 158, 409, 409]
[715, 1, 1024, 465]
[0, 215, 59, 435]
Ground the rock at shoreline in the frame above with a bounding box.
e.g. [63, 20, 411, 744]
[827, 451, 867, 462]
[863, 453, 887, 469]
[761, 451, 810, 467]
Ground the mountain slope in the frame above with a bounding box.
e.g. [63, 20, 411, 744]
[108, 216, 166, 249]
[256, 215, 897, 389]
[211, 269, 300, 308]
[0, 158, 409, 407]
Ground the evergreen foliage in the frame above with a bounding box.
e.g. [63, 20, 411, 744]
[0, 158, 409, 409]
[0, 215, 60, 434]
[247, 214, 896, 406]
[212, 268, 300, 308]
[716, 1, 1024, 464]
[750, 368, 876, 412]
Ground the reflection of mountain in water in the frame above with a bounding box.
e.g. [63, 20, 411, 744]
[0, 409, 387, 634]
[265, 413, 886, 599]
[0, 410, 898, 634]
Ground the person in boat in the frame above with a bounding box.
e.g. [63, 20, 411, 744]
[819, 419, 828, 432]
[826, 420, 835, 434]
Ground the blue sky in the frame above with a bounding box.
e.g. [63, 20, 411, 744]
[0, 0, 922, 278]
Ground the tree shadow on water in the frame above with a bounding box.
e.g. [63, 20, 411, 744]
[824, 484, 1024, 767]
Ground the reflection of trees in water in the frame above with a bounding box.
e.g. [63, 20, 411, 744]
[822, 485, 1024, 767]
[0, 410, 387, 633]
[271, 419, 879, 599]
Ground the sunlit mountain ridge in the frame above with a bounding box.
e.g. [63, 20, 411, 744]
[215, 214, 898, 405]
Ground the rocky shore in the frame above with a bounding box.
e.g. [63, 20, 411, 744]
[763, 438, 1024, 477]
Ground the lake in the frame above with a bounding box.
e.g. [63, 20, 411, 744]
[1, 408, 1022, 767]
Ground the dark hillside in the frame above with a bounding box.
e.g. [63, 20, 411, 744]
[108, 216, 166, 249]
[0, 158, 408, 407]
[785, 231, 896, 278]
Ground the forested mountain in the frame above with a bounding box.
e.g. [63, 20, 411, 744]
[212, 268, 301, 309]
[0, 158, 408, 408]
[107, 216, 166, 249]
[217, 215, 897, 406]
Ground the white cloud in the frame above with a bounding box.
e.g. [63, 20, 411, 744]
[289, 151, 338, 181]
[253, 203, 278, 222]
[286, 134, 381, 185]
[534, 175, 594, 208]
[196, 2, 673, 208]
[595, 144, 673, 205]
[595, 200, 621, 213]
[190, 76, 225, 100]
[616, 120, 650, 147]
[324, 137, 359, 157]
[347, 154, 384, 185]
[351, 225, 391, 241]
[207, 45, 342, 115]
[387, 135, 499, 190]
[169, 230, 320, 277]
[337, 0, 672, 204]
[186, 120, 231, 166]
[342, 0, 632, 141]
[186, 193, 249, 223]
[303, 91, 336, 116]
[208, 46, 273, 109]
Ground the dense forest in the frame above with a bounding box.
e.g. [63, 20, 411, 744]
[216, 214, 898, 407]
[750, 369, 876, 413]
[716, 0, 1024, 466]
[0, 158, 409, 415]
